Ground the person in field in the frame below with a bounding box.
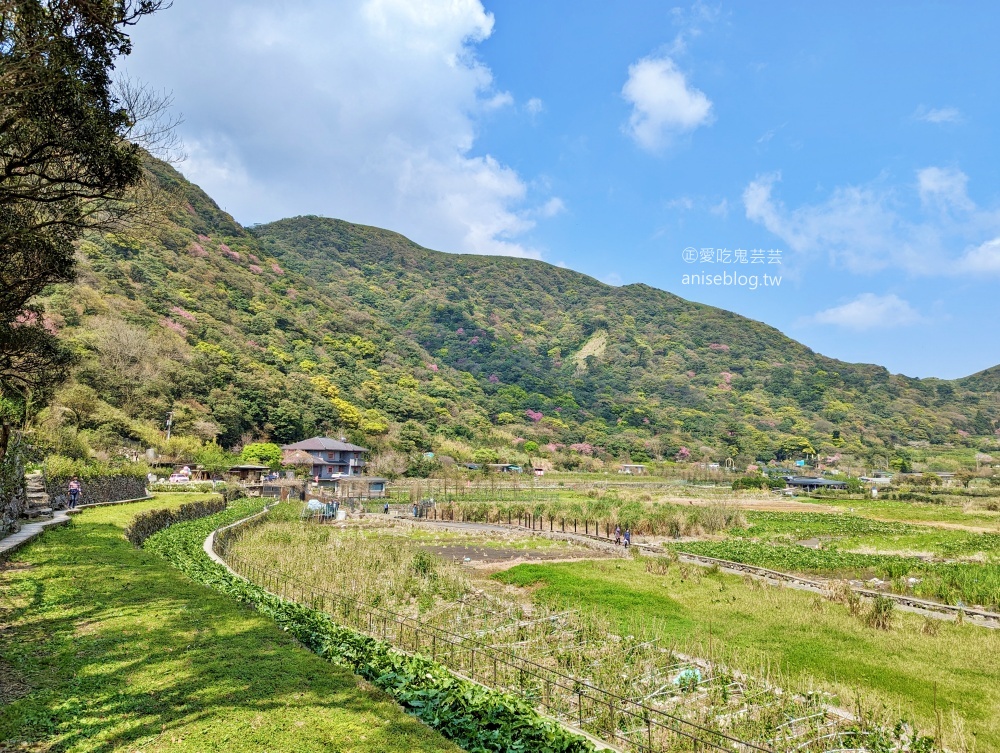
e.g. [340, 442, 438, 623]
[614, 524, 621, 545]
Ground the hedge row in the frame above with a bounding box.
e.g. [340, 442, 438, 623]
[147, 482, 224, 493]
[141, 501, 593, 753]
[124, 498, 227, 547]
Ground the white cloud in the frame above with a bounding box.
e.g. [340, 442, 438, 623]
[914, 106, 963, 124]
[483, 91, 514, 111]
[525, 97, 544, 115]
[810, 293, 924, 330]
[666, 1, 722, 56]
[601, 272, 623, 286]
[665, 196, 694, 211]
[622, 56, 713, 152]
[957, 237, 1000, 273]
[709, 198, 728, 217]
[742, 168, 1000, 275]
[537, 197, 566, 218]
[124, 0, 552, 258]
[917, 166, 973, 211]
[743, 172, 905, 272]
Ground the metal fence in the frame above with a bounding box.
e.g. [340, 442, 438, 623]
[213, 522, 774, 753]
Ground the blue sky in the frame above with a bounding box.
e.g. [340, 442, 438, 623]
[124, 1, 1000, 379]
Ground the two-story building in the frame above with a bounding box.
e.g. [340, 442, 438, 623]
[281, 436, 368, 480]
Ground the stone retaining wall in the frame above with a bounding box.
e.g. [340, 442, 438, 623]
[0, 434, 26, 537]
[44, 476, 147, 509]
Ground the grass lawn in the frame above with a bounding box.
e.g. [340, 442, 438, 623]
[0, 493, 462, 753]
[493, 558, 1000, 751]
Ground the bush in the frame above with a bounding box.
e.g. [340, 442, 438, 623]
[124, 498, 227, 547]
[863, 595, 895, 631]
[43, 454, 149, 482]
[732, 474, 783, 491]
[148, 481, 222, 493]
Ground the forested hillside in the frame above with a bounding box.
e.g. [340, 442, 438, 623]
[31, 159, 1000, 473]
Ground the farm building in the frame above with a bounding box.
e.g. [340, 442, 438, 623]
[324, 476, 389, 499]
[487, 464, 523, 473]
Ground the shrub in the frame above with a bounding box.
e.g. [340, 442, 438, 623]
[43, 454, 149, 482]
[148, 482, 222, 493]
[732, 474, 783, 491]
[863, 595, 895, 631]
[124, 498, 226, 547]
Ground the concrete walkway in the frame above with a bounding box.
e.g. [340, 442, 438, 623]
[0, 509, 73, 560]
[0, 495, 153, 561]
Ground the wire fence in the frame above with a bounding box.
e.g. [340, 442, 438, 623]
[213, 521, 777, 753]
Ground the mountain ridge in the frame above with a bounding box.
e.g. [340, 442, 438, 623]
[32, 159, 999, 470]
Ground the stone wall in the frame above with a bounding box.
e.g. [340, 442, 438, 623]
[0, 434, 26, 537]
[44, 475, 147, 509]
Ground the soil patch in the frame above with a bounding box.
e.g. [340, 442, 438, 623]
[0, 561, 32, 573]
[0, 659, 30, 705]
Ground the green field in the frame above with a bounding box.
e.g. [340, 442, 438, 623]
[493, 558, 1000, 751]
[0, 494, 461, 753]
[740, 510, 1000, 557]
[799, 496, 1000, 529]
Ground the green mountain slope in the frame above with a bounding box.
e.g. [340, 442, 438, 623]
[33, 160, 1000, 471]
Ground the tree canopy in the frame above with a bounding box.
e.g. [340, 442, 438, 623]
[0, 0, 164, 457]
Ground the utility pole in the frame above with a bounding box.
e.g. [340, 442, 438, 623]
[165, 411, 173, 441]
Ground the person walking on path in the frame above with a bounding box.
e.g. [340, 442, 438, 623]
[384, 501, 390, 515]
[614, 525, 622, 546]
[67, 477, 81, 509]
[624, 527, 631, 549]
